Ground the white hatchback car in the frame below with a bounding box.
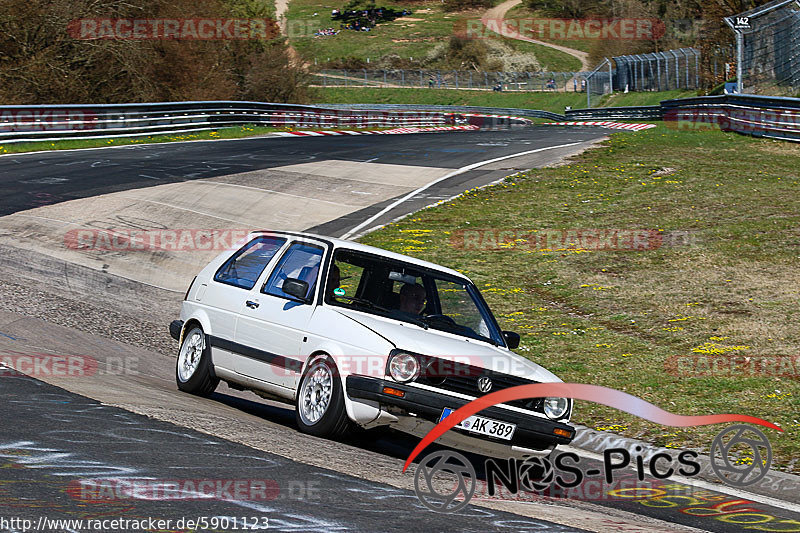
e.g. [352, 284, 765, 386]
[170, 230, 574, 458]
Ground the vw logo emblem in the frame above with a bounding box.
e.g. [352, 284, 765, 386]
[477, 376, 493, 393]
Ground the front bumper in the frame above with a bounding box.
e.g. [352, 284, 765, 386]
[346, 375, 574, 450]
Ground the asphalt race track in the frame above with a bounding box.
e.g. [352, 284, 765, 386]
[1, 126, 799, 532]
[0, 128, 604, 218]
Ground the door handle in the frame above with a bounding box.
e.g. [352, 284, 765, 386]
[246, 300, 259, 309]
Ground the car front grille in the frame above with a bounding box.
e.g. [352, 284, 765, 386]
[415, 355, 544, 414]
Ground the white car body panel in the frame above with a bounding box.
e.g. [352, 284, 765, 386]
[175, 230, 573, 457]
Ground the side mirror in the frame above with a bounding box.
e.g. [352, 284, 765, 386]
[283, 278, 310, 302]
[503, 331, 520, 349]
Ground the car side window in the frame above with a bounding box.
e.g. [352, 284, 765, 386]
[214, 236, 286, 290]
[262, 242, 324, 300]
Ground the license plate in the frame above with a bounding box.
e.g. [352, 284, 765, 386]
[439, 407, 516, 440]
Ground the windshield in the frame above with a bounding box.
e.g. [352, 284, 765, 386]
[324, 249, 504, 346]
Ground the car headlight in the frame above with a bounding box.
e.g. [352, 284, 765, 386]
[543, 397, 569, 420]
[388, 352, 420, 383]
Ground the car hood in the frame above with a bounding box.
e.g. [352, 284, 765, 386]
[333, 308, 562, 383]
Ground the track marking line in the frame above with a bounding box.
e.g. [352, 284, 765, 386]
[339, 142, 582, 240]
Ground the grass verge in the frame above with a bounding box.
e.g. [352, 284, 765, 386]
[313, 87, 698, 113]
[358, 124, 800, 472]
[0, 123, 421, 155]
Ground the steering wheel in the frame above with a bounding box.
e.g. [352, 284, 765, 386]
[424, 314, 456, 326]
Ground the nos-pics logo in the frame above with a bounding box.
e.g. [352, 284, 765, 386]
[412, 424, 773, 513]
[403, 383, 780, 514]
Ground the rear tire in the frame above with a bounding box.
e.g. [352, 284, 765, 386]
[176, 325, 218, 396]
[295, 355, 350, 437]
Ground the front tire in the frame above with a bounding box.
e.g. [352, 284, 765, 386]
[295, 355, 350, 437]
[176, 325, 218, 396]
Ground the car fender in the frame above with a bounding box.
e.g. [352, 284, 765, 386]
[301, 340, 387, 426]
[179, 305, 214, 345]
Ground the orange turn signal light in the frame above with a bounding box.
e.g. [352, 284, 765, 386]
[553, 428, 572, 438]
[382, 387, 405, 398]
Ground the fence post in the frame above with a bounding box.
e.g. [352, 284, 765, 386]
[608, 60, 613, 94]
[344, 69, 348, 87]
[469, 71, 473, 89]
[420, 69, 424, 88]
[401, 69, 405, 87]
[684, 49, 689, 89]
[363, 68, 368, 86]
[383, 69, 387, 87]
[671, 50, 680, 89]
[454, 70, 458, 89]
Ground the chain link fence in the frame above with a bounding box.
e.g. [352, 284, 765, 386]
[313, 70, 584, 92]
[584, 58, 612, 108]
[725, 0, 800, 96]
[583, 48, 701, 107]
[612, 49, 701, 92]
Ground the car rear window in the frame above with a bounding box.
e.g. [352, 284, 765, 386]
[214, 236, 286, 290]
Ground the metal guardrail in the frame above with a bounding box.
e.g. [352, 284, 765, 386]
[3, 95, 798, 143]
[316, 103, 566, 121]
[661, 94, 800, 142]
[0, 101, 451, 143]
[565, 105, 662, 120]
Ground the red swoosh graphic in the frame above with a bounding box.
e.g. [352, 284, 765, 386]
[402, 383, 782, 472]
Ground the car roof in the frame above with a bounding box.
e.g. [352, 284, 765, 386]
[251, 230, 468, 280]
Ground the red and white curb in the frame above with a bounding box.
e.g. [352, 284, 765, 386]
[543, 121, 657, 131]
[273, 125, 479, 137]
[453, 113, 534, 124]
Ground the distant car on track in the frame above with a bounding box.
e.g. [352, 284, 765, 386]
[170, 230, 574, 458]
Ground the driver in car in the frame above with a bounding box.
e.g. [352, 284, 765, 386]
[398, 283, 426, 315]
